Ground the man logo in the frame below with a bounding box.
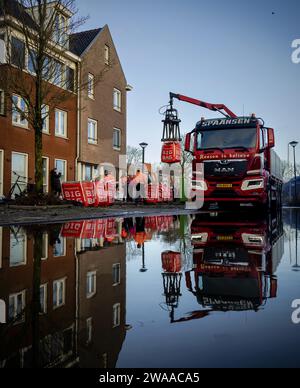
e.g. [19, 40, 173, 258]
[219, 160, 230, 165]
[0, 299, 5, 324]
[292, 300, 300, 324]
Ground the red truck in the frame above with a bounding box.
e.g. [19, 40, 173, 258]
[165, 93, 283, 211]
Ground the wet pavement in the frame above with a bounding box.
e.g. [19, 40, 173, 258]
[0, 209, 299, 368]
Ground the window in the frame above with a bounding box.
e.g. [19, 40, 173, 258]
[11, 152, 28, 197]
[11, 37, 25, 68]
[88, 119, 98, 144]
[55, 109, 67, 137]
[54, 13, 68, 47]
[85, 164, 93, 181]
[28, 49, 36, 74]
[0, 33, 5, 64]
[9, 291, 26, 323]
[104, 45, 110, 65]
[113, 128, 121, 150]
[42, 105, 49, 133]
[53, 279, 66, 309]
[86, 318, 93, 345]
[12, 95, 28, 128]
[66, 67, 75, 92]
[53, 237, 66, 257]
[55, 159, 67, 183]
[86, 271, 97, 298]
[42, 157, 49, 193]
[40, 284, 47, 314]
[53, 61, 63, 87]
[0, 150, 3, 197]
[113, 303, 121, 328]
[113, 89, 121, 111]
[112, 264, 121, 286]
[0, 89, 5, 115]
[10, 230, 27, 267]
[88, 73, 94, 99]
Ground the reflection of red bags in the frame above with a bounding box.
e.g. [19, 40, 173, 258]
[95, 219, 106, 239]
[145, 216, 158, 230]
[61, 221, 84, 238]
[81, 220, 96, 239]
[162, 251, 182, 273]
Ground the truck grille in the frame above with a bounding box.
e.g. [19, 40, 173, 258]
[210, 190, 238, 198]
[204, 160, 248, 178]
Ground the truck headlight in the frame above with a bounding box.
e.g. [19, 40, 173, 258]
[241, 179, 264, 191]
[191, 233, 208, 243]
[242, 233, 264, 246]
[192, 180, 208, 191]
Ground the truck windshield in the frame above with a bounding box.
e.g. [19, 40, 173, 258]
[197, 127, 257, 150]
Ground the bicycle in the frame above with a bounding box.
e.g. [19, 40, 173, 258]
[6, 172, 33, 201]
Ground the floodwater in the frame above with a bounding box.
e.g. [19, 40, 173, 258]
[0, 209, 299, 368]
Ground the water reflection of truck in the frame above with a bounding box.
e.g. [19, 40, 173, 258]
[186, 213, 284, 312]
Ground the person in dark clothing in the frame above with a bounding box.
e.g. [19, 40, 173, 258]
[50, 168, 62, 196]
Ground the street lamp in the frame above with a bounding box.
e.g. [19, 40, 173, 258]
[139, 142, 148, 170]
[289, 141, 298, 204]
[140, 244, 148, 273]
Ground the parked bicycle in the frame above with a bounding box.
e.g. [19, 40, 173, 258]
[6, 172, 33, 201]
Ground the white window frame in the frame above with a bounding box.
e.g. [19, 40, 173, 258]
[9, 290, 26, 324]
[112, 263, 121, 286]
[86, 271, 97, 299]
[12, 94, 28, 128]
[11, 152, 28, 198]
[113, 303, 121, 328]
[53, 236, 66, 258]
[55, 159, 67, 183]
[40, 284, 47, 314]
[113, 128, 121, 150]
[42, 156, 49, 193]
[104, 45, 110, 65]
[88, 118, 98, 145]
[113, 88, 122, 112]
[42, 232, 48, 260]
[53, 278, 66, 310]
[42, 105, 50, 134]
[9, 229, 27, 267]
[0, 149, 3, 197]
[55, 109, 67, 138]
[88, 73, 95, 99]
[0, 89, 5, 115]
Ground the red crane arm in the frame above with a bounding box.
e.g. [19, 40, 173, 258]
[170, 92, 237, 118]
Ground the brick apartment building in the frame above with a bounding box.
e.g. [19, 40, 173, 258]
[0, 0, 129, 197]
[70, 25, 129, 182]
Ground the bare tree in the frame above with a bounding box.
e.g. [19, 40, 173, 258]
[127, 145, 142, 165]
[0, 0, 111, 193]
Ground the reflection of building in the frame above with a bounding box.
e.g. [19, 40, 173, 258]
[76, 224, 126, 368]
[0, 226, 77, 368]
[0, 218, 127, 368]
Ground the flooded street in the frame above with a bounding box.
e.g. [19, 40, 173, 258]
[0, 209, 300, 368]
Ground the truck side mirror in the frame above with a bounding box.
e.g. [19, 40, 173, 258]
[185, 133, 192, 153]
[268, 128, 275, 148]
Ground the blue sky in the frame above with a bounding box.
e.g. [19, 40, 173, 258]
[76, 0, 300, 163]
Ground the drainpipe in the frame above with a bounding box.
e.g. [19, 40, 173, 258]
[75, 61, 81, 181]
